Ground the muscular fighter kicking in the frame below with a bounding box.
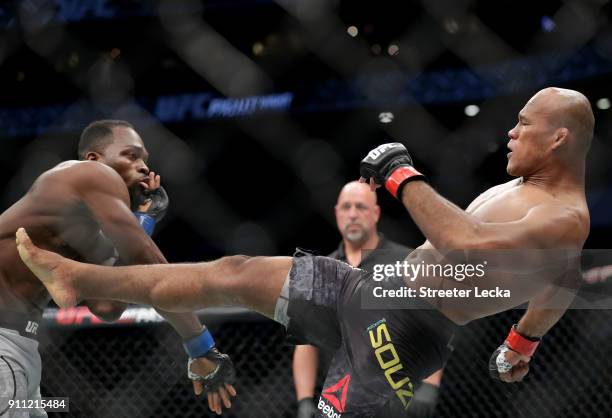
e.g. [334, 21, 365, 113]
[0, 120, 235, 417]
[15, 87, 592, 417]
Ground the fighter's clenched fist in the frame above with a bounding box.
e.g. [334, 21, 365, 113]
[359, 143, 425, 198]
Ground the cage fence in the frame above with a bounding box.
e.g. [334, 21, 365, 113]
[39, 289, 612, 418]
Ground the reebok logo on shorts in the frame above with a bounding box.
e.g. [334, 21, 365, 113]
[318, 374, 350, 417]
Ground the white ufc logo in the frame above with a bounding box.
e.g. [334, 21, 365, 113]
[367, 143, 400, 160]
[25, 321, 38, 335]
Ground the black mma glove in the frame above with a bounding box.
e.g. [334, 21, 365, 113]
[360, 143, 425, 199]
[489, 324, 540, 381]
[407, 383, 439, 418]
[188, 348, 237, 393]
[297, 397, 317, 418]
[132, 186, 169, 236]
[133, 185, 169, 222]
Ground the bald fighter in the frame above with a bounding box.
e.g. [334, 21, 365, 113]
[0, 120, 235, 417]
[16, 88, 592, 417]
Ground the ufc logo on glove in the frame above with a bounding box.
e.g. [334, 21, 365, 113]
[367, 143, 404, 160]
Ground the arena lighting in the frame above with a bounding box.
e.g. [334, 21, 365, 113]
[252, 42, 264, 56]
[378, 112, 394, 123]
[443, 18, 460, 34]
[347, 26, 358, 37]
[596, 98, 611, 110]
[387, 44, 399, 56]
[464, 104, 480, 117]
[540, 16, 556, 32]
[2, 47, 611, 138]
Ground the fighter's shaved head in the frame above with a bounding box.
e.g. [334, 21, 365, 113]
[508, 87, 594, 179]
[529, 87, 594, 155]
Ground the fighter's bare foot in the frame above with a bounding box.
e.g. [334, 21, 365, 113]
[16, 227, 79, 308]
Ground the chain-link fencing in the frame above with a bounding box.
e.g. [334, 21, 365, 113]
[39, 285, 612, 418]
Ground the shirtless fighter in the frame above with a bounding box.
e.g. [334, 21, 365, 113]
[15, 87, 592, 417]
[0, 120, 235, 417]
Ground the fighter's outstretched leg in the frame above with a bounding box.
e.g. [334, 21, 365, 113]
[16, 228, 292, 317]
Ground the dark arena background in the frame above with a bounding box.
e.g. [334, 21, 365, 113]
[1, 0, 612, 417]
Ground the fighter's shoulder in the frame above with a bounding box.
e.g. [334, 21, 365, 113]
[526, 202, 582, 221]
[524, 202, 588, 243]
[43, 160, 123, 184]
[466, 179, 520, 210]
[481, 178, 521, 197]
[37, 161, 127, 195]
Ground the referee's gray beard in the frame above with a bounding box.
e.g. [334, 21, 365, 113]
[345, 227, 369, 245]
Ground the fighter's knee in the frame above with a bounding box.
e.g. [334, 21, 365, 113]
[217, 255, 252, 274]
[215, 255, 270, 294]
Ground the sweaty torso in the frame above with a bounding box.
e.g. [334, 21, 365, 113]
[0, 161, 116, 313]
[412, 178, 589, 322]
